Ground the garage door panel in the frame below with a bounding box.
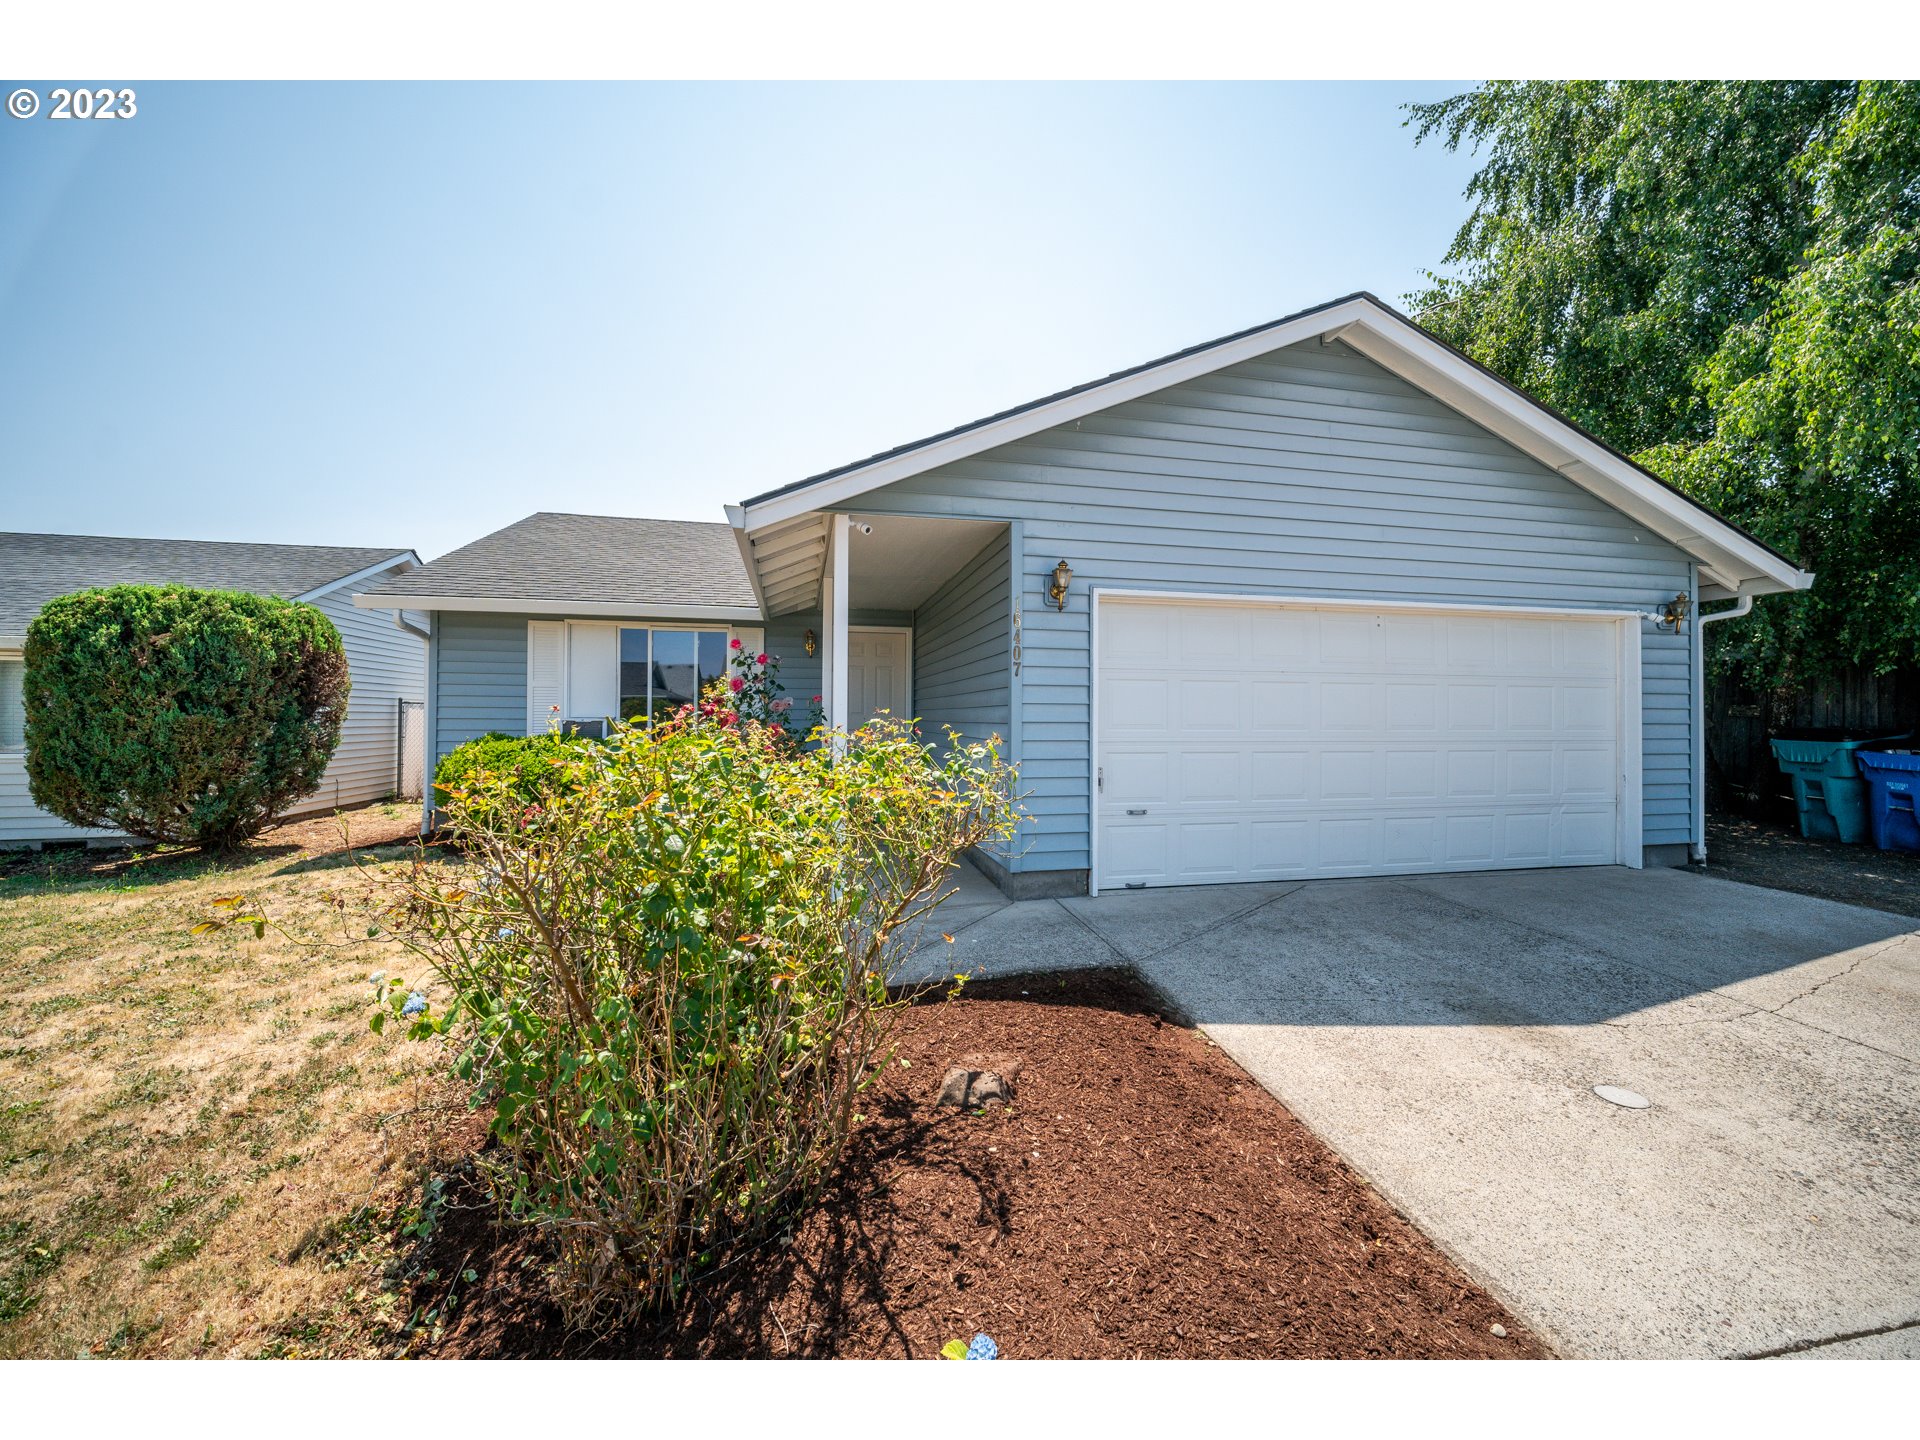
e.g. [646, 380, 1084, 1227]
[1319, 682, 1373, 730]
[1178, 750, 1241, 803]
[1384, 749, 1439, 799]
[1319, 750, 1374, 800]
[1385, 683, 1437, 730]
[1104, 676, 1171, 732]
[1384, 816, 1439, 865]
[1318, 613, 1378, 667]
[1251, 679, 1312, 729]
[1251, 750, 1309, 800]
[1181, 679, 1240, 731]
[1562, 747, 1615, 799]
[1558, 807, 1616, 862]
[1173, 821, 1242, 880]
[1382, 615, 1441, 668]
[1098, 599, 1623, 888]
[1102, 749, 1168, 804]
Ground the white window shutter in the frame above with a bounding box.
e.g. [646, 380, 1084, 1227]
[527, 621, 565, 735]
[734, 626, 764, 658]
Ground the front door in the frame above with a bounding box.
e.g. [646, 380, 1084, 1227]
[848, 628, 911, 723]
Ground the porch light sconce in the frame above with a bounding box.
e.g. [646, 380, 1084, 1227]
[803, 628, 817, 658]
[1047, 559, 1074, 612]
[1656, 592, 1691, 634]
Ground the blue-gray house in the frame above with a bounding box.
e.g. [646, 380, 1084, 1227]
[359, 294, 1811, 897]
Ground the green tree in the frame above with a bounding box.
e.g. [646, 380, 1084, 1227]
[25, 584, 351, 848]
[1410, 81, 1919, 688]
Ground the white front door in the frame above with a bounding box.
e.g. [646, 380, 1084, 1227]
[1096, 598, 1625, 889]
[848, 628, 911, 723]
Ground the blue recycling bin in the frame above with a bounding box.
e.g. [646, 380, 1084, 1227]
[1855, 750, 1920, 855]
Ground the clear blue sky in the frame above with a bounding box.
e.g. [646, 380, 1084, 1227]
[0, 82, 1482, 560]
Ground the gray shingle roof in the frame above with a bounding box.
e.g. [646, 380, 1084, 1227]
[0, 532, 414, 640]
[361, 512, 757, 612]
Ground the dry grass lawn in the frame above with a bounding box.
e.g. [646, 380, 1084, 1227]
[0, 804, 478, 1358]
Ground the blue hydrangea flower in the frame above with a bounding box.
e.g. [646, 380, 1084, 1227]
[402, 991, 427, 1017]
[966, 1333, 997, 1361]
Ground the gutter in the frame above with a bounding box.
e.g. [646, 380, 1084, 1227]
[1691, 589, 1760, 865]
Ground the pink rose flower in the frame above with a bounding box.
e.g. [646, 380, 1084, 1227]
[811, 694, 822, 703]
[730, 637, 742, 649]
[756, 653, 768, 665]
[729, 676, 745, 693]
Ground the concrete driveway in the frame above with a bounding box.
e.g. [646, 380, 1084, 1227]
[916, 863, 1920, 1359]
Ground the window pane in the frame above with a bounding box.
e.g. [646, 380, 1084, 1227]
[618, 629, 650, 723]
[698, 631, 729, 690]
[650, 630, 698, 720]
[0, 659, 22, 750]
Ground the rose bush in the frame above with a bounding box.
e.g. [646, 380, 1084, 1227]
[364, 709, 1017, 1328]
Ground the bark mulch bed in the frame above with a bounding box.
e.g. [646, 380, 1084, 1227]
[1705, 812, 1920, 919]
[404, 969, 1543, 1360]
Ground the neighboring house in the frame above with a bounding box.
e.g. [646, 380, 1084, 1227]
[360, 293, 1811, 897]
[0, 533, 427, 847]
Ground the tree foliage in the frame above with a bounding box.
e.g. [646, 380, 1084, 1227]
[24, 584, 351, 847]
[1410, 81, 1920, 687]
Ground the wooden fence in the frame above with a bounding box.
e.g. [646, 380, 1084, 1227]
[1708, 665, 1920, 816]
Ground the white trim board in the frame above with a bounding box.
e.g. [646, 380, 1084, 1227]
[1088, 588, 1646, 897]
[294, 551, 420, 603]
[735, 295, 1810, 600]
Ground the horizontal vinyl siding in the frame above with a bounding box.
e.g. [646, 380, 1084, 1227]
[433, 612, 530, 772]
[0, 754, 119, 845]
[295, 587, 426, 814]
[852, 338, 1695, 870]
[913, 528, 1010, 750]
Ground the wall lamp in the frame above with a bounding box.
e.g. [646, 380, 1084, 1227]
[1047, 559, 1074, 612]
[803, 628, 817, 657]
[1655, 592, 1691, 634]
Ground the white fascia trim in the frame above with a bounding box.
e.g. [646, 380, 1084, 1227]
[352, 594, 764, 621]
[724, 506, 771, 615]
[1093, 587, 1645, 621]
[736, 296, 1811, 598]
[295, 552, 421, 603]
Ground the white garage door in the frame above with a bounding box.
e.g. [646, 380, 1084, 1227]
[1095, 599, 1624, 889]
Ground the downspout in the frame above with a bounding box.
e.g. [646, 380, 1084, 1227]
[392, 610, 430, 643]
[1691, 589, 1758, 865]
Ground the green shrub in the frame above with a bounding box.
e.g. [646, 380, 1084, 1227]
[24, 584, 350, 848]
[379, 713, 1018, 1330]
[432, 730, 591, 810]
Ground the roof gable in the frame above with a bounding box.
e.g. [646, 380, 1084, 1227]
[733, 293, 1809, 600]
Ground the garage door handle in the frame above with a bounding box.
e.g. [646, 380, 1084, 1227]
[1126, 808, 1148, 816]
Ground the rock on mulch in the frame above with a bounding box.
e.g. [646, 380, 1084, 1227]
[404, 969, 1543, 1359]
